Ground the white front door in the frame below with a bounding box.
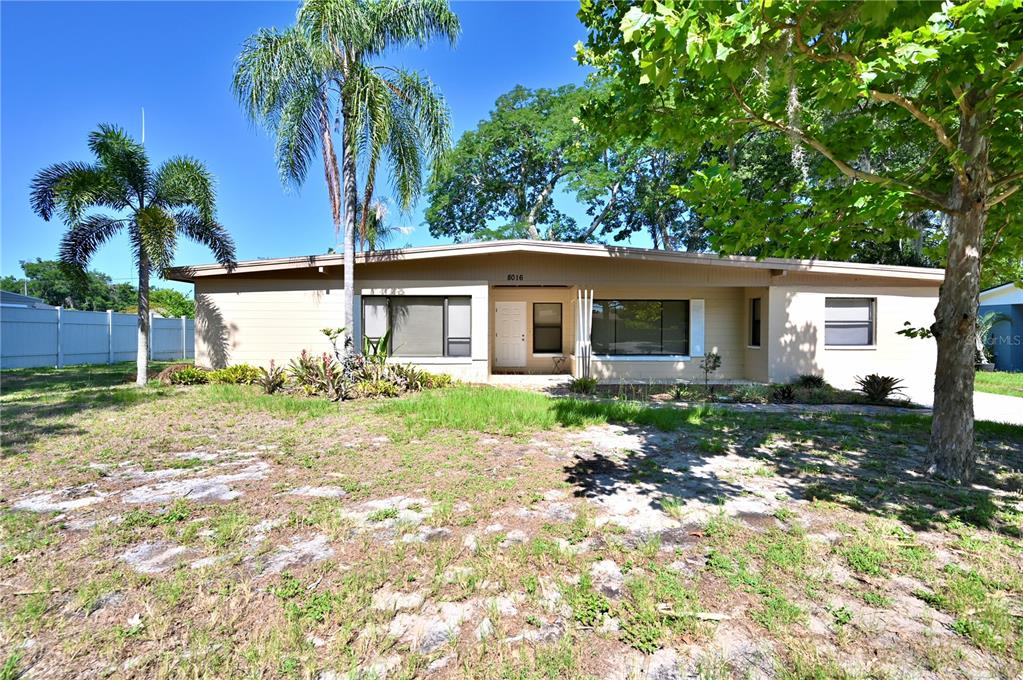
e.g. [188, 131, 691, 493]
[494, 301, 527, 368]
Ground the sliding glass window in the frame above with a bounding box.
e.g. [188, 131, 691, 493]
[362, 295, 471, 357]
[591, 300, 690, 356]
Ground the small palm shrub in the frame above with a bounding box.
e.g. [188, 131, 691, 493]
[569, 376, 599, 394]
[387, 363, 427, 392]
[208, 364, 261, 385]
[670, 383, 692, 401]
[855, 374, 906, 403]
[257, 361, 286, 395]
[770, 384, 796, 404]
[793, 374, 827, 389]
[288, 351, 351, 401]
[169, 366, 209, 385]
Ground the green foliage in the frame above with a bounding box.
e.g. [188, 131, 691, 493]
[168, 366, 209, 385]
[355, 379, 402, 399]
[0, 258, 194, 315]
[771, 384, 797, 405]
[257, 360, 286, 395]
[568, 376, 599, 395]
[854, 374, 906, 403]
[699, 352, 721, 389]
[793, 374, 827, 389]
[207, 364, 261, 385]
[565, 573, 611, 628]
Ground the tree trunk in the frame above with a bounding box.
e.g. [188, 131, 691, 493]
[136, 254, 150, 386]
[342, 121, 358, 350]
[928, 108, 988, 482]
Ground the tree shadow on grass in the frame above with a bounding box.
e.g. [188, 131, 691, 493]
[556, 405, 1023, 540]
[1, 366, 175, 456]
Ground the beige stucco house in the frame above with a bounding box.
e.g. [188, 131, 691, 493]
[168, 240, 943, 393]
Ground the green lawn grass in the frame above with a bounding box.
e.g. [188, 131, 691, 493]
[975, 371, 1023, 398]
[0, 361, 179, 399]
[376, 385, 713, 436]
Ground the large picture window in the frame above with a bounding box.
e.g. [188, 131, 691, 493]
[533, 303, 562, 354]
[362, 295, 471, 357]
[591, 300, 690, 356]
[824, 297, 875, 346]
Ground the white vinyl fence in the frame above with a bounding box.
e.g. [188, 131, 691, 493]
[1, 306, 194, 369]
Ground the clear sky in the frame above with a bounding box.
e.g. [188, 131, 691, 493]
[1, 0, 602, 293]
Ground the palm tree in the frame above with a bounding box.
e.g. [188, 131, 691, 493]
[357, 197, 400, 251]
[233, 0, 458, 345]
[30, 124, 236, 385]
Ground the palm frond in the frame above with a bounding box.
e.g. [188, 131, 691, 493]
[30, 161, 124, 222]
[152, 156, 216, 221]
[233, 26, 320, 126]
[298, 0, 371, 55]
[58, 214, 127, 269]
[383, 98, 423, 211]
[88, 124, 151, 197]
[366, 0, 460, 55]
[136, 205, 178, 273]
[275, 81, 324, 187]
[175, 209, 237, 267]
[385, 68, 451, 161]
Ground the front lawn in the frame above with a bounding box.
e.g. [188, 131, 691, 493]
[2, 367, 1022, 678]
[976, 371, 1023, 397]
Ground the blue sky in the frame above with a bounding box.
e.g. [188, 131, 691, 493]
[1, 1, 600, 293]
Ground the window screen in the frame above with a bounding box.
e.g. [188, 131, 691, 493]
[750, 298, 762, 347]
[533, 303, 562, 354]
[362, 295, 471, 357]
[591, 300, 689, 355]
[824, 298, 874, 346]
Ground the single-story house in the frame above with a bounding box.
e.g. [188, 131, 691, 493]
[980, 282, 1022, 372]
[167, 240, 943, 392]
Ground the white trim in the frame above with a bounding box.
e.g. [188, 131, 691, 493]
[746, 345, 762, 350]
[823, 345, 877, 351]
[690, 299, 705, 357]
[593, 355, 692, 362]
[385, 356, 472, 365]
[531, 353, 564, 358]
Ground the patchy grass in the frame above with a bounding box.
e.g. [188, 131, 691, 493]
[975, 371, 1023, 397]
[1, 364, 1022, 677]
[377, 385, 712, 436]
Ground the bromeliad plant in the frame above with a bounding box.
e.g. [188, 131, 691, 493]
[363, 330, 392, 382]
[855, 374, 906, 404]
[29, 124, 236, 385]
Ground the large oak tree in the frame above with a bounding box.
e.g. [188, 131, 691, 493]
[579, 0, 1023, 481]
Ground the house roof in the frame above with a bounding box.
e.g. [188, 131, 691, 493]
[0, 290, 54, 308]
[165, 239, 946, 284]
[980, 282, 1023, 306]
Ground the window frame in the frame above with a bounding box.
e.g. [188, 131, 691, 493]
[823, 297, 876, 348]
[532, 302, 563, 355]
[362, 295, 471, 358]
[591, 299, 691, 357]
[749, 297, 762, 348]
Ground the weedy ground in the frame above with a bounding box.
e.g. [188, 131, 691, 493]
[1, 363, 1021, 679]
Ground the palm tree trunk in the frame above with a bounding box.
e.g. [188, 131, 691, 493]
[136, 254, 150, 386]
[342, 120, 358, 349]
[928, 104, 988, 482]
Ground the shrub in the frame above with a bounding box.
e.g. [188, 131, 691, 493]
[355, 379, 402, 399]
[168, 366, 209, 385]
[207, 364, 261, 385]
[733, 384, 769, 404]
[156, 363, 196, 384]
[770, 384, 796, 404]
[422, 372, 453, 389]
[700, 352, 722, 390]
[288, 351, 351, 401]
[387, 363, 427, 392]
[258, 361, 286, 395]
[793, 374, 827, 389]
[569, 376, 598, 394]
[669, 382, 692, 401]
[854, 374, 906, 403]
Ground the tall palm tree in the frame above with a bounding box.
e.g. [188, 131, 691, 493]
[233, 0, 458, 345]
[29, 124, 236, 385]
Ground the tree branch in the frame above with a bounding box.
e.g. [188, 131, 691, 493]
[868, 91, 956, 154]
[728, 84, 953, 211]
[577, 180, 622, 243]
[987, 183, 1019, 209]
[990, 171, 1023, 191]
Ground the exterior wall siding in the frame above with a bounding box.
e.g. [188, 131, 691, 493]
[766, 285, 939, 396]
[190, 250, 941, 390]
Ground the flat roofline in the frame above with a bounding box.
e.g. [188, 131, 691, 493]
[166, 239, 945, 283]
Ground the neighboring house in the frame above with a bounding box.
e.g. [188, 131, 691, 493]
[0, 291, 56, 309]
[980, 283, 1023, 372]
[167, 240, 942, 393]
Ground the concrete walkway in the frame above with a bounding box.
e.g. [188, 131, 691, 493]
[903, 384, 1023, 426]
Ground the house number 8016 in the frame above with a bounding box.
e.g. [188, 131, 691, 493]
[507, 274, 524, 281]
